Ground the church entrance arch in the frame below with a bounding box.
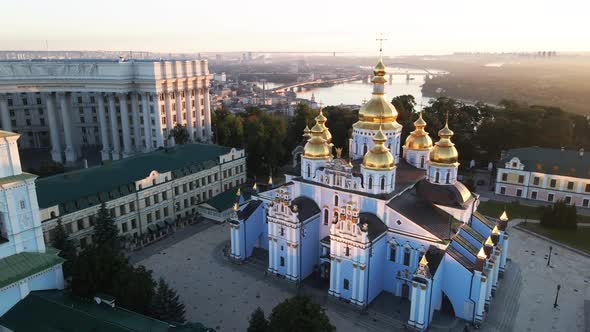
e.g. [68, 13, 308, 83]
[440, 292, 456, 317]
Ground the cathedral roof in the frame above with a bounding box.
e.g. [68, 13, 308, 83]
[238, 200, 262, 221]
[291, 196, 321, 222]
[415, 179, 474, 209]
[387, 187, 458, 240]
[358, 212, 388, 242]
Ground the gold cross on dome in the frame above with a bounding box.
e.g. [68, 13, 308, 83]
[376, 34, 388, 54]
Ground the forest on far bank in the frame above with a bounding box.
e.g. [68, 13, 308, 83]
[414, 55, 590, 116]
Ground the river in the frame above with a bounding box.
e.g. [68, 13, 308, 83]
[265, 68, 441, 109]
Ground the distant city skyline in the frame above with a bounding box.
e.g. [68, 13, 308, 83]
[1, 0, 589, 55]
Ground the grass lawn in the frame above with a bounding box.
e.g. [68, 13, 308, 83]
[478, 200, 590, 223]
[518, 223, 590, 254]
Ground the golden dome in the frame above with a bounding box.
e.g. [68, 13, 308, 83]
[404, 112, 433, 150]
[374, 58, 386, 76]
[353, 55, 402, 131]
[430, 120, 458, 165]
[303, 123, 331, 160]
[362, 127, 395, 170]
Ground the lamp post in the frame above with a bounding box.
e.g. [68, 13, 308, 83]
[553, 284, 561, 308]
[547, 246, 553, 266]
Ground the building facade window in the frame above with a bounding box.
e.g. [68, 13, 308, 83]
[583, 199, 589, 207]
[518, 175, 524, 183]
[389, 246, 396, 262]
[345, 246, 350, 257]
[280, 257, 285, 267]
[548, 193, 554, 202]
[533, 177, 540, 185]
[550, 179, 557, 188]
[343, 279, 350, 290]
[516, 189, 522, 197]
[567, 181, 574, 190]
[334, 195, 339, 206]
[403, 248, 411, 266]
[501, 173, 507, 181]
[565, 196, 572, 204]
[323, 210, 329, 225]
[531, 191, 538, 200]
[500, 187, 506, 195]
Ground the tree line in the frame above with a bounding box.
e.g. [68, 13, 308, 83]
[211, 97, 589, 176]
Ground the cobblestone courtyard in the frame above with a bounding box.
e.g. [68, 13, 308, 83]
[136, 221, 589, 331]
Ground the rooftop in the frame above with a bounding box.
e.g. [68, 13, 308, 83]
[0, 130, 19, 139]
[498, 147, 590, 179]
[0, 290, 213, 332]
[35, 144, 232, 212]
[202, 187, 251, 213]
[0, 250, 64, 289]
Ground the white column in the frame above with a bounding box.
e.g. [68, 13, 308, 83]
[268, 239, 274, 271]
[164, 91, 173, 146]
[194, 83, 204, 140]
[335, 260, 341, 295]
[44, 93, 63, 163]
[152, 94, 164, 148]
[58, 93, 76, 163]
[108, 94, 121, 160]
[293, 245, 299, 280]
[329, 259, 336, 294]
[141, 93, 153, 151]
[130, 92, 142, 151]
[96, 93, 110, 161]
[358, 266, 365, 304]
[351, 265, 358, 302]
[203, 86, 212, 140]
[175, 90, 182, 126]
[119, 93, 132, 157]
[185, 88, 194, 141]
[418, 285, 427, 326]
[0, 94, 11, 132]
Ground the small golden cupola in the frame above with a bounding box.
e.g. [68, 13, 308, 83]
[362, 127, 395, 170]
[404, 112, 433, 150]
[315, 108, 332, 143]
[302, 125, 312, 140]
[430, 117, 458, 165]
[303, 122, 331, 160]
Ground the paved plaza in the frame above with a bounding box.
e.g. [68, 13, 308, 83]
[136, 220, 589, 331]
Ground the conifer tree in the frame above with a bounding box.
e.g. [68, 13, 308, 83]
[248, 307, 269, 332]
[51, 219, 77, 277]
[93, 202, 120, 251]
[149, 278, 186, 323]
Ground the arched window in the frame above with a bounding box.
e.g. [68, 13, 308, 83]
[368, 176, 373, 189]
[435, 171, 440, 183]
[323, 209, 329, 225]
[363, 144, 368, 155]
[420, 156, 425, 168]
[403, 248, 411, 266]
[307, 164, 311, 178]
[355, 142, 358, 154]
[446, 172, 450, 184]
[381, 177, 385, 190]
[334, 195, 339, 206]
[391, 175, 395, 189]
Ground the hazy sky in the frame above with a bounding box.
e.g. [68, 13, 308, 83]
[1, 0, 589, 55]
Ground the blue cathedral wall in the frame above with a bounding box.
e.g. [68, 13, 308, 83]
[239, 203, 267, 259]
[441, 256, 475, 321]
[0, 266, 64, 316]
[368, 236, 387, 303]
[301, 217, 320, 280]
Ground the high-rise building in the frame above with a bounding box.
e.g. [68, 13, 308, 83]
[0, 59, 213, 164]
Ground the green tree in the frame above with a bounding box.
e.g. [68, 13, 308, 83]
[323, 106, 358, 156]
[391, 95, 416, 144]
[149, 278, 186, 323]
[268, 296, 334, 332]
[93, 202, 120, 252]
[70, 245, 156, 314]
[248, 307, 269, 332]
[540, 200, 577, 230]
[50, 219, 77, 278]
[169, 124, 190, 145]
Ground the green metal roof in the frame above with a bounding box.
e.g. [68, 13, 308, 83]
[202, 188, 251, 212]
[0, 172, 37, 186]
[498, 147, 590, 178]
[0, 250, 64, 289]
[0, 290, 213, 332]
[35, 144, 232, 212]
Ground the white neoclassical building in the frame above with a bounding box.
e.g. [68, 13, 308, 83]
[0, 59, 213, 164]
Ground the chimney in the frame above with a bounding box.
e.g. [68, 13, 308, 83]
[580, 148, 585, 157]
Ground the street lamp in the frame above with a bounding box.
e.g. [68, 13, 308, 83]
[553, 284, 561, 308]
[547, 246, 553, 266]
